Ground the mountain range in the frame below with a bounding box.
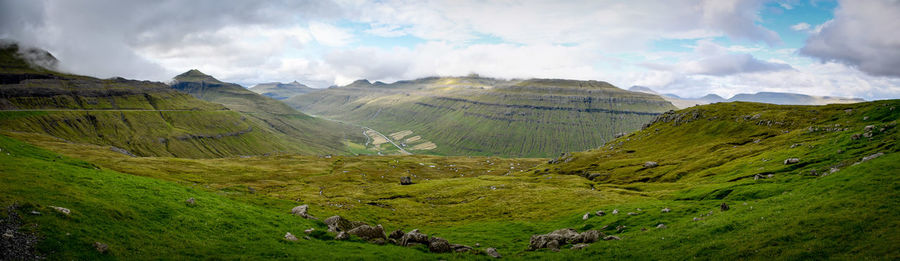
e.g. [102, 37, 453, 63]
[249, 81, 317, 100]
[629, 86, 864, 108]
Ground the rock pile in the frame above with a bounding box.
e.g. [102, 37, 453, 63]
[528, 228, 605, 252]
[291, 205, 316, 219]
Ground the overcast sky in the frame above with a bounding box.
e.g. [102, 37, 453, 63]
[2, 0, 899, 100]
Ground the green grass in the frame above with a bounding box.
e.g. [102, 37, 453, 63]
[2, 99, 898, 259]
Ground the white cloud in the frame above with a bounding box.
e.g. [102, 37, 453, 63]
[309, 22, 355, 47]
[800, 0, 900, 77]
[791, 22, 811, 31]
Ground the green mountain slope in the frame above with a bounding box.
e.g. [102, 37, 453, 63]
[286, 76, 676, 157]
[250, 81, 318, 100]
[171, 70, 365, 155]
[0, 43, 356, 158]
[6, 100, 895, 259]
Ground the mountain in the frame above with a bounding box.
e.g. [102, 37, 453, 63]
[729, 91, 865, 105]
[250, 81, 317, 100]
[170, 69, 366, 154]
[4, 99, 895, 259]
[629, 86, 726, 109]
[0, 43, 355, 157]
[629, 86, 862, 109]
[287, 76, 677, 157]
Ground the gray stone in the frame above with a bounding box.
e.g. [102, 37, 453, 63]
[643, 161, 659, 168]
[347, 224, 386, 241]
[428, 237, 451, 253]
[783, 158, 800, 164]
[656, 224, 667, 229]
[93, 242, 108, 253]
[388, 229, 405, 240]
[582, 212, 590, 220]
[324, 215, 363, 232]
[486, 247, 502, 258]
[861, 152, 884, 162]
[574, 230, 601, 243]
[399, 229, 429, 246]
[661, 207, 671, 213]
[400, 176, 413, 185]
[450, 244, 473, 253]
[720, 202, 730, 211]
[185, 198, 196, 206]
[603, 235, 621, 240]
[304, 228, 315, 234]
[284, 232, 298, 241]
[291, 205, 315, 219]
[335, 231, 349, 240]
[595, 210, 605, 216]
[50, 206, 70, 215]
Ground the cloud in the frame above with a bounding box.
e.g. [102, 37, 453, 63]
[799, 0, 900, 77]
[791, 22, 811, 31]
[309, 22, 355, 47]
[644, 40, 794, 76]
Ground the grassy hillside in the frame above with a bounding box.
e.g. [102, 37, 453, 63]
[4, 99, 896, 259]
[250, 81, 318, 100]
[287, 77, 676, 157]
[171, 70, 366, 155]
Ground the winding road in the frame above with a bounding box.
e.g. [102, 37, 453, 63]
[362, 127, 411, 155]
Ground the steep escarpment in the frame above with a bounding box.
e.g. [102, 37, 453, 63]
[286, 77, 675, 157]
[0, 44, 355, 157]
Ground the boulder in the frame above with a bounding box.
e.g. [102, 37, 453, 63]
[347, 224, 386, 241]
[627, 212, 638, 216]
[546, 240, 560, 252]
[400, 176, 413, 185]
[93, 242, 108, 253]
[720, 202, 730, 211]
[595, 210, 606, 216]
[783, 158, 800, 165]
[643, 161, 659, 168]
[428, 237, 451, 253]
[861, 152, 884, 162]
[335, 231, 349, 240]
[528, 228, 580, 250]
[657, 224, 667, 229]
[372, 238, 386, 245]
[399, 229, 429, 246]
[284, 232, 298, 241]
[571, 243, 590, 250]
[612, 209, 619, 214]
[486, 247, 502, 258]
[304, 228, 315, 234]
[582, 212, 590, 220]
[604, 235, 621, 240]
[661, 207, 671, 213]
[388, 229, 405, 240]
[185, 198, 196, 206]
[324, 215, 363, 232]
[291, 205, 315, 219]
[50, 206, 70, 215]
[574, 230, 601, 243]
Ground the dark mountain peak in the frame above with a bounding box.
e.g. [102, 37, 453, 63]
[174, 69, 221, 83]
[348, 79, 372, 86]
[1, 40, 59, 72]
[700, 94, 725, 101]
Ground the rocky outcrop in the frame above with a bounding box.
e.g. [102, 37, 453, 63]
[291, 205, 315, 219]
[428, 237, 451, 253]
[284, 232, 298, 241]
[399, 229, 429, 246]
[347, 224, 386, 241]
[323, 215, 365, 232]
[529, 228, 604, 250]
[400, 176, 412, 185]
[486, 247, 502, 258]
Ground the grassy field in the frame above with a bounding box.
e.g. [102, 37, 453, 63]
[3, 100, 897, 259]
[287, 77, 676, 157]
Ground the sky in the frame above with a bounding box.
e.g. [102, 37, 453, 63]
[1, 0, 899, 100]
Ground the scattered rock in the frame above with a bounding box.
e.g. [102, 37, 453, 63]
[335, 231, 349, 240]
[3, 229, 13, 239]
[324, 215, 362, 232]
[693, 217, 701, 221]
[595, 210, 606, 216]
[486, 247, 501, 258]
[388, 229, 405, 240]
[790, 143, 802, 148]
[304, 228, 315, 234]
[304, 236, 311, 240]
[851, 133, 862, 140]
[428, 237, 451, 253]
[49, 206, 70, 215]
[864, 125, 875, 131]
[28, 211, 40, 215]
[400, 176, 412, 185]
[291, 205, 315, 219]
[546, 240, 560, 252]
[284, 232, 298, 241]
[528, 228, 579, 250]
[783, 158, 800, 165]
[863, 116, 869, 120]
[656, 224, 667, 229]
[399, 229, 429, 246]
[571, 243, 590, 250]
[643, 161, 659, 168]
[627, 212, 638, 216]
[661, 207, 671, 213]
[612, 209, 619, 215]
[185, 198, 196, 206]
[860, 152, 884, 163]
[574, 230, 601, 243]
[93, 242, 108, 253]
[582, 212, 590, 220]
[347, 224, 386, 241]
[720, 202, 729, 211]
[616, 225, 626, 232]
[603, 235, 621, 240]
[371, 238, 386, 245]
[475, 243, 481, 247]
